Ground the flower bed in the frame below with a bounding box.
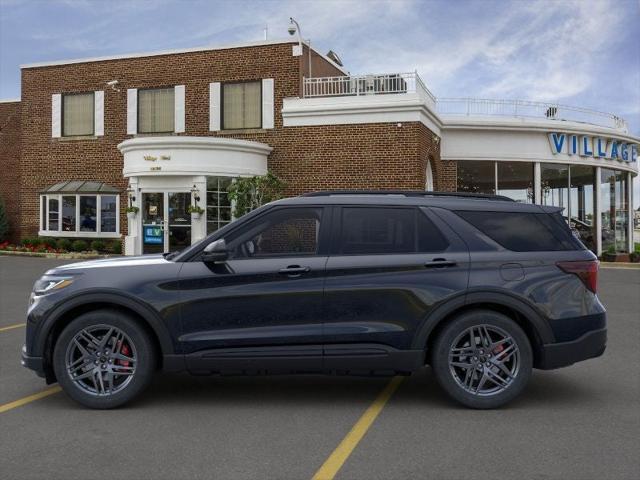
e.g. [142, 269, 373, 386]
[0, 237, 122, 256]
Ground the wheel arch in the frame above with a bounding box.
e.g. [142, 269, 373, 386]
[413, 291, 555, 368]
[37, 292, 175, 382]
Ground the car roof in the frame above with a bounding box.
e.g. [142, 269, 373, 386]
[269, 191, 562, 213]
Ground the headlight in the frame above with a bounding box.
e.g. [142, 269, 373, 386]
[32, 276, 74, 296]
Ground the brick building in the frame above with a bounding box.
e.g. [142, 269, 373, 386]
[0, 38, 637, 255]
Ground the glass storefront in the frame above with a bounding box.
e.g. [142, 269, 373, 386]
[457, 160, 632, 254]
[457, 161, 495, 195]
[601, 169, 629, 253]
[497, 162, 534, 203]
[458, 161, 534, 202]
[570, 165, 596, 252]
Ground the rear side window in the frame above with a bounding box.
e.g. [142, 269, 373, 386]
[339, 207, 448, 254]
[455, 210, 583, 252]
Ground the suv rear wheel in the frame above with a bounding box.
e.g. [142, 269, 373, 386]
[52, 310, 155, 409]
[431, 310, 532, 409]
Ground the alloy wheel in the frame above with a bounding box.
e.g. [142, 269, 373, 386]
[448, 324, 520, 397]
[65, 324, 137, 396]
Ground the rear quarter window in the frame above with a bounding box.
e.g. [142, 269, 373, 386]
[455, 210, 584, 252]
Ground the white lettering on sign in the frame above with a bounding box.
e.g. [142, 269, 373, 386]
[548, 133, 638, 163]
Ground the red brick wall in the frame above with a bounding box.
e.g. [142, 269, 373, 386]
[0, 101, 21, 242]
[16, 41, 441, 240]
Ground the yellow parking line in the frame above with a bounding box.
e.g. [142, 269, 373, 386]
[0, 386, 62, 414]
[311, 376, 404, 480]
[0, 323, 25, 332]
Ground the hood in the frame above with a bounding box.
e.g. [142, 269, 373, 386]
[47, 254, 171, 273]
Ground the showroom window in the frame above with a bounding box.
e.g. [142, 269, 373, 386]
[457, 161, 533, 202]
[222, 81, 261, 130]
[138, 87, 175, 133]
[457, 161, 496, 195]
[497, 162, 534, 203]
[206, 177, 233, 234]
[62, 92, 94, 136]
[601, 168, 629, 253]
[541, 164, 596, 252]
[39, 181, 120, 237]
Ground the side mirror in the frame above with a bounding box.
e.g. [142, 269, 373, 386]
[202, 239, 228, 263]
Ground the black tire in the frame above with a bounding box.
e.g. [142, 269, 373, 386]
[53, 310, 156, 409]
[431, 310, 533, 409]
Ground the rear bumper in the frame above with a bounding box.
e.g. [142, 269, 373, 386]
[21, 344, 46, 378]
[537, 328, 607, 370]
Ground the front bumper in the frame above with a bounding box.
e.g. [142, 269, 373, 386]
[537, 328, 607, 370]
[21, 344, 46, 378]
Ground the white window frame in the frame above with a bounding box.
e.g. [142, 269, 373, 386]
[39, 193, 120, 238]
[61, 92, 96, 137]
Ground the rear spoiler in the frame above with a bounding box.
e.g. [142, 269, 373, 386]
[538, 205, 564, 214]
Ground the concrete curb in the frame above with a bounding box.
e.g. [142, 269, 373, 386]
[0, 250, 120, 260]
[600, 262, 640, 269]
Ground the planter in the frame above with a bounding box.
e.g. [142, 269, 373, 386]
[603, 253, 631, 262]
[191, 212, 203, 221]
[127, 212, 137, 221]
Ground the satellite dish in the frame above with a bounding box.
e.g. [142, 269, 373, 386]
[326, 50, 343, 67]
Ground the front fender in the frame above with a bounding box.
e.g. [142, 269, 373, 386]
[30, 289, 177, 359]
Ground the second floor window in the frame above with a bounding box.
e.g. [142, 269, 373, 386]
[138, 87, 175, 133]
[63, 92, 94, 136]
[223, 81, 261, 130]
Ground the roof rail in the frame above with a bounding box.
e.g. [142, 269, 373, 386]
[301, 190, 514, 201]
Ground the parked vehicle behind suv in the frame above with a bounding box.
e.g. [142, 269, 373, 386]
[22, 191, 606, 409]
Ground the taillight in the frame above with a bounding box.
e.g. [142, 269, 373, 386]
[556, 260, 598, 294]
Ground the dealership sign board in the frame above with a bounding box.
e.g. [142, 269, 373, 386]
[548, 133, 638, 163]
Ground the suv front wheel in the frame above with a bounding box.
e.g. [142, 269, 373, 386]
[431, 310, 532, 409]
[53, 310, 156, 409]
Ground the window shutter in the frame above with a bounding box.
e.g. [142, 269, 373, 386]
[51, 94, 61, 138]
[262, 78, 274, 129]
[209, 82, 221, 131]
[94, 90, 104, 136]
[127, 88, 137, 135]
[174, 85, 185, 133]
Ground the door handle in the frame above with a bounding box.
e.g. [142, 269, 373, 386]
[278, 266, 311, 276]
[424, 258, 457, 268]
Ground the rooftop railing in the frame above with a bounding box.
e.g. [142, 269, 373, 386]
[436, 98, 628, 131]
[301, 74, 627, 131]
[303, 72, 436, 103]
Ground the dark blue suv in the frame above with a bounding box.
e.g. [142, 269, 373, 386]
[22, 191, 606, 409]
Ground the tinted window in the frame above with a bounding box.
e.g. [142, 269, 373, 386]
[228, 208, 323, 258]
[456, 210, 583, 251]
[339, 207, 448, 254]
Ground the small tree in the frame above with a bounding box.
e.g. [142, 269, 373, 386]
[227, 172, 286, 219]
[0, 197, 9, 242]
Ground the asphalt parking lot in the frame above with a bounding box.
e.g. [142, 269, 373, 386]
[0, 255, 639, 480]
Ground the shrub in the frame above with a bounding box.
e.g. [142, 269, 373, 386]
[37, 237, 57, 249]
[227, 171, 286, 219]
[71, 240, 88, 252]
[0, 197, 8, 241]
[56, 238, 72, 251]
[90, 240, 106, 252]
[109, 239, 122, 254]
[21, 237, 36, 247]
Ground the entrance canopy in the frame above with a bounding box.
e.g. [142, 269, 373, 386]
[118, 136, 272, 178]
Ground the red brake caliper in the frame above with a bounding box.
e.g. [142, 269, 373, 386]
[116, 342, 131, 368]
[493, 344, 504, 355]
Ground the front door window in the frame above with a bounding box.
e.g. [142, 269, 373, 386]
[168, 192, 191, 252]
[141, 192, 191, 254]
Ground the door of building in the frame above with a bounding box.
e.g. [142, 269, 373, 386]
[142, 192, 192, 254]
